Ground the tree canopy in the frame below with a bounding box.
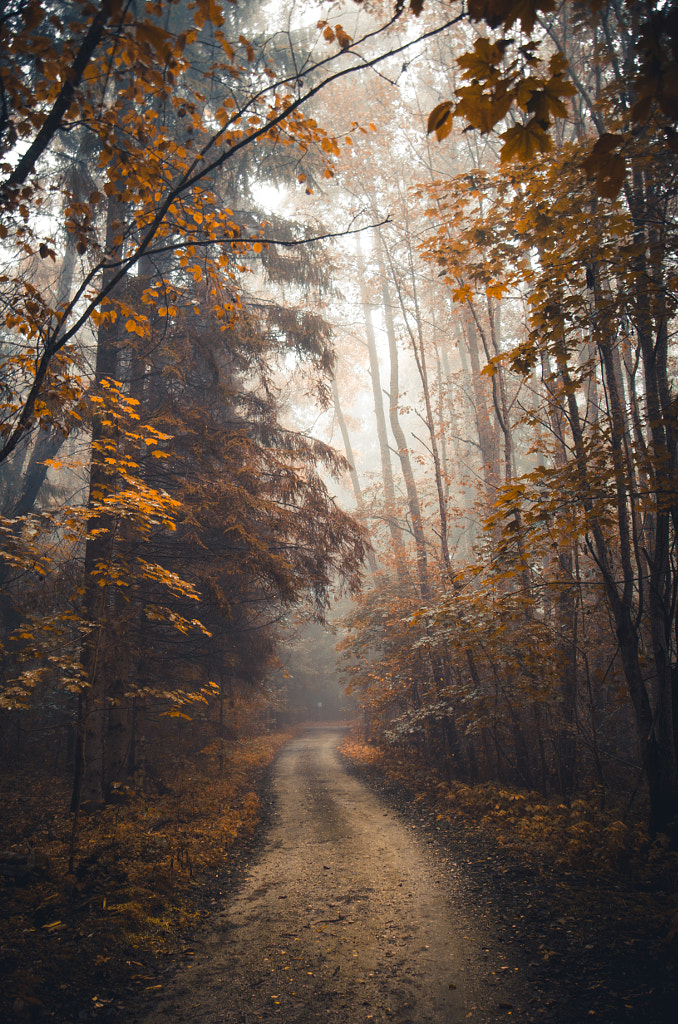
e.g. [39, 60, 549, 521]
[2, 0, 678, 849]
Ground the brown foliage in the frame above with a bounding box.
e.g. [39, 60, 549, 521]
[341, 736, 678, 923]
[0, 731, 294, 1020]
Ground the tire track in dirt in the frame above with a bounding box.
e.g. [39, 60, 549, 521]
[137, 727, 523, 1023]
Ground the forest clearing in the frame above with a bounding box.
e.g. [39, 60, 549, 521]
[2, 0, 678, 1021]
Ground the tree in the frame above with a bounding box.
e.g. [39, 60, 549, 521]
[422, 0, 678, 190]
[325, 0, 678, 838]
[417, 74, 678, 835]
[3, 0, 424, 810]
[0, 0, 469, 471]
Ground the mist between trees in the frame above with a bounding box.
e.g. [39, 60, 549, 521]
[1, 0, 678, 852]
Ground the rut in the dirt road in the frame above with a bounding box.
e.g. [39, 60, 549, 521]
[137, 728, 521, 1024]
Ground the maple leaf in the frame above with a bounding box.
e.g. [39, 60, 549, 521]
[467, 0, 514, 29]
[457, 37, 508, 83]
[500, 119, 552, 162]
[582, 134, 627, 198]
[515, 76, 546, 110]
[455, 84, 514, 133]
[467, 0, 557, 34]
[525, 74, 577, 121]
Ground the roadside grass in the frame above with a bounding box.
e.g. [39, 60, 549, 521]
[0, 730, 296, 1022]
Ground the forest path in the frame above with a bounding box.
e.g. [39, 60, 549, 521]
[137, 727, 522, 1024]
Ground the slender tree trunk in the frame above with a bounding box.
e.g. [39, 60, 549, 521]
[72, 197, 123, 811]
[434, 338, 450, 501]
[385, 233, 452, 575]
[331, 373, 378, 575]
[105, 254, 156, 788]
[376, 236, 430, 600]
[460, 310, 500, 496]
[541, 351, 579, 795]
[355, 238, 403, 575]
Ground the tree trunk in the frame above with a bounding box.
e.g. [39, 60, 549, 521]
[376, 236, 430, 600]
[460, 310, 500, 496]
[355, 238, 404, 576]
[385, 231, 452, 576]
[331, 373, 378, 575]
[72, 197, 123, 811]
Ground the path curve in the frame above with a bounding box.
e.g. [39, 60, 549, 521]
[138, 727, 522, 1023]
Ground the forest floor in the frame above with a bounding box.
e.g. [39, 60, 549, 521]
[131, 726, 675, 1024]
[340, 737, 678, 1024]
[1, 726, 677, 1023]
[132, 725, 526, 1024]
[0, 730, 298, 1023]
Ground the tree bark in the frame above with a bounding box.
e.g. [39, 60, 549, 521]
[460, 310, 500, 496]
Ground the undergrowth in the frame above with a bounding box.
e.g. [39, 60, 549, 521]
[0, 731, 295, 1021]
[340, 736, 678, 937]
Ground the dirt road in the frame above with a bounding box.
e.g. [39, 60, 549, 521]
[138, 727, 523, 1023]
